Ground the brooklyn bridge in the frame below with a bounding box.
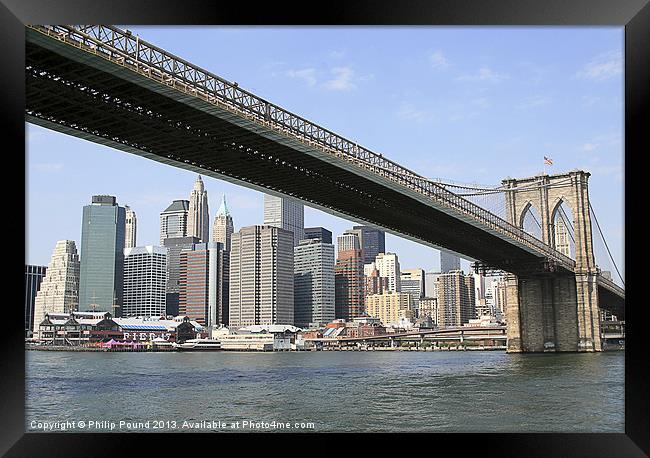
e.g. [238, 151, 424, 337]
[25, 24, 624, 353]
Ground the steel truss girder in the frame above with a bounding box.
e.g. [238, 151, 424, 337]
[26, 24, 576, 272]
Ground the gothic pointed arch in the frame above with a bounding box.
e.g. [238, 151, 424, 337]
[519, 201, 543, 240]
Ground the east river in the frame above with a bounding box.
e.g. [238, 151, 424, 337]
[25, 350, 624, 433]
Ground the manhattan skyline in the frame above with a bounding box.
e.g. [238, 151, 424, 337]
[26, 26, 623, 280]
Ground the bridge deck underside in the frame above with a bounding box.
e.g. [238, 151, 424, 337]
[26, 42, 568, 274]
[597, 287, 625, 319]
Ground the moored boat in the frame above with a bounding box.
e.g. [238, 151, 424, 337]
[172, 338, 221, 351]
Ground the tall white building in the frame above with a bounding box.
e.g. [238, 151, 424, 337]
[160, 200, 189, 244]
[229, 225, 294, 328]
[212, 194, 234, 251]
[485, 276, 506, 321]
[188, 175, 210, 243]
[124, 205, 137, 249]
[374, 252, 401, 293]
[473, 272, 486, 302]
[263, 194, 304, 246]
[294, 238, 335, 328]
[122, 246, 168, 318]
[32, 240, 80, 332]
[425, 271, 441, 298]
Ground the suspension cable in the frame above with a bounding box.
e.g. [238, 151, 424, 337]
[589, 202, 625, 286]
[527, 209, 542, 230]
[447, 177, 576, 196]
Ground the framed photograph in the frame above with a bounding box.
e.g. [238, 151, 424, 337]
[4, 0, 646, 455]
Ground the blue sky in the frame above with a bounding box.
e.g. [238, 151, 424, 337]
[26, 26, 624, 282]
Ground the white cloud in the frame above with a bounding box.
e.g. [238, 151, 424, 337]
[285, 68, 317, 87]
[323, 67, 356, 91]
[576, 50, 622, 81]
[397, 103, 434, 123]
[456, 66, 509, 83]
[430, 51, 450, 70]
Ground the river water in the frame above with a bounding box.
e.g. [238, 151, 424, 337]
[25, 350, 624, 433]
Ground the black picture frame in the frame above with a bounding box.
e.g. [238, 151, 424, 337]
[3, 0, 646, 455]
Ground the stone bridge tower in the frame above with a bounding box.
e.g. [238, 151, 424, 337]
[501, 170, 601, 352]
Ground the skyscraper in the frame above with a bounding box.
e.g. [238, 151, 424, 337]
[374, 252, 401, 293]
[160, 200, 189, 244]
[229, 225, 294, 327]
[124, 205, 137, 249]
[123, 246, 167, 318]
[32, 240, 80, 332]
[365, 292, 414, 327]
[334, 249, 364, 320]
[484, 276, 504, 320]
[207, 242, 229, 327]
[336, 231, 360, 253]
[425, 271, 441, 298]
[188, 175, 210, 243]
[79, 195, 126, 314]
[212, 194, 234, 251]
[440, 250, 461, 273]
[179, 244, 210, 325]
[294, 238, 335, 328]
[494, 278, 507, 321]
[304, 227, 333, 244]
[400, 268, 425, 308]
[473, 272, 489, 317]
[263, 194, 304, 246]
[178, 242, 229, 327]
[163, 236, 200, 316]
[436, 270, 476, 327]
[352, 225, 386, 265]
[25, 265, 47, 336]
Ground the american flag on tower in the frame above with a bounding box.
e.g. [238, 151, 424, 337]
[544, 156, 553, 166]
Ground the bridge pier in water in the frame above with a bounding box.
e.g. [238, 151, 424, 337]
[504, 171, 603, 353]
[505, 273, 601, 352]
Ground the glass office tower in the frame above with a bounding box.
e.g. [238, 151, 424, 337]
[79, 195, 126, 315]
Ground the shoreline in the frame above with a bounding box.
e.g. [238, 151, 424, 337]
[24, 344, 507, 353]
[25, 344, 624, 353]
